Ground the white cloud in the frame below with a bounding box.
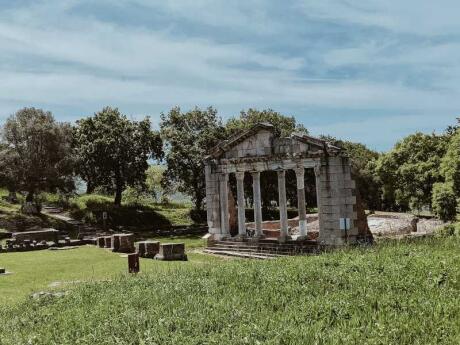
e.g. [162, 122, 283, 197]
[297, 0, 460, 35]
[0, 1, 459, 150]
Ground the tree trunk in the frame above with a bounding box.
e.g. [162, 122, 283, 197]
[114, 184, 123, 206]
[23, 190, 39, 214]
[7, 190, 18, 203]
[26, 191, 34, 202]
[86, 180, 95, 194]
[194, 197, 202, 211]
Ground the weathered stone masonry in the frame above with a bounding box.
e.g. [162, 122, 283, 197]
[204, 123, 363, 246]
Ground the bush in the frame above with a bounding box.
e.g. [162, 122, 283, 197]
[432, 182, 458, 222]
[189, 209, 207, 223]
[436, 222, 460, 237]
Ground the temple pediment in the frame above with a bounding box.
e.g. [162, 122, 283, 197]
[208, 123, 340, 160]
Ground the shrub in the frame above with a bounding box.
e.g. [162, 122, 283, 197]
[189, 209, 207, 223]
[432, 182, 458, 222]
[436, 222, 460, 237]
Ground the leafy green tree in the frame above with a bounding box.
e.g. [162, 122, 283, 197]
[146, 165, 170, 203]
[0, 107, 75, 209]
[74, 107, 163, 205]
[0, 143, 20, 202]
[375, 133, 447, 212]
[160, 106, 225, 210]
[441, 128, 460, 196]
[226, 108, 308, 137]
[432, 182, 457, 222]
[445, 117, 459, 137]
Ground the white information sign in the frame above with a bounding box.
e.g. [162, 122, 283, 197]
[339, 218, 351, 231]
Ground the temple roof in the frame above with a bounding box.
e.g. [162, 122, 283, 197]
[208, 123, 341, 160]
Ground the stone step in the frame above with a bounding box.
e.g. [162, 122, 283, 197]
[220, 240, 318, 248]
[208, 245, 290, 256]
[212, 244, 299, 255]
[214, 241, 312, 248]
[213, 241, 318, 252]
[203, 249, 279, 260]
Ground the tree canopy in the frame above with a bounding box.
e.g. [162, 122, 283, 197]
[226, 108, 308, 137]
[145, 165, 170, 203]
[441, 128, 460, 196]
[160, 106, 225, 210]
[375, 132, 447, 212]
[74, 107, 163, 205]
[0, 107, 75, 205]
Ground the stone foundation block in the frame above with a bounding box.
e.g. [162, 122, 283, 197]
[104, 236, 112, 248]
[136, 241, 160, 258]
[13, 229, 59, 244]
[114, 234, 135, 253]
[111, 235, 120, 251]
[97, 237, 105, 248]
[155, 243, 187, 261]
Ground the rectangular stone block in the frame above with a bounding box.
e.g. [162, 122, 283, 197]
[155, 243, 187, 261]
[13, 229, 59, 244]
[319, 188, 353, 198]
[320, 205, 354, 214]
[112, 235, 120, 251]
[321, 165, 351, 175]
[113, 234, 135, 253]
[136, 241, 160, 258]
[104, 236, 112, 248]
[145, 241, 160, 258]
[319, 173, 352, 183]
[320, 197, 345, 206]
[137, 242, 146, 257]
[97, 237, 105, 248]
[345, 196, 357, 204]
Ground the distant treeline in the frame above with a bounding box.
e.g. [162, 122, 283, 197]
[0, 106, 459, 220]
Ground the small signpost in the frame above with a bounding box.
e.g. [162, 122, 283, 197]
[340, 217, 351, 243]
[102, 211, 108, 231]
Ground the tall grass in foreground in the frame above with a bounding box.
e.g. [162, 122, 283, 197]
[1, 237, 459, 345]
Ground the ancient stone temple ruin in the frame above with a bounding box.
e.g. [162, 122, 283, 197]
[204, 123, 368, 249]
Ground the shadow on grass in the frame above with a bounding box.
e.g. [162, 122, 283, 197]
[69, 199, 172, 229]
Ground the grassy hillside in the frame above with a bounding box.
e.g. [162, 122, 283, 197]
[67, 193, 195, 228]
[0, 189, 197, 233]
[1, 236, 459, 345]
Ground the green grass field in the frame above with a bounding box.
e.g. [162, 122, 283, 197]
[0, 235, 215, 305]
[0, 236, 459, 344]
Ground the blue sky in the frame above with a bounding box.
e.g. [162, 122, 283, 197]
[1, 0, 460, 151]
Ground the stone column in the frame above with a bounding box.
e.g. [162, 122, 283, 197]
[314, 165, 322, 235]
[251, 171, 264, 238]
[295, 167, 307, 239]
[219, 173, 230, 237]
[235, 172, 246, 238]
[277, 170, 289, 241]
